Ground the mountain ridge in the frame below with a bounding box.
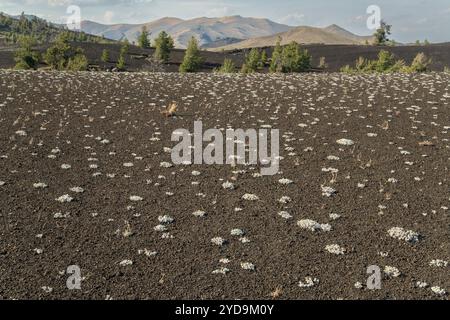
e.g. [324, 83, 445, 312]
[80, 15, 293, 48]
[211, 24, 374, 51]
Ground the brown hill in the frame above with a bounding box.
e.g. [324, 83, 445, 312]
[80, 15, 293, 49]
[211, 25, 373, 51]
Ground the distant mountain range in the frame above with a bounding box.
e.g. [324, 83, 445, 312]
[80, 15, 293, 49]
[2, 12, 374, 50]
[81, 15, 374, 50]
[211, 24, 374, 51]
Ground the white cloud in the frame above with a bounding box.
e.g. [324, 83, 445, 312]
[205, 6, 233, 17]
[103, 10, 114, 23]
[279, 12, 305, 26]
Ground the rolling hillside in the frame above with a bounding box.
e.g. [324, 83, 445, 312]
[80, 15, 293, 48]
[211, 25, 374, 51]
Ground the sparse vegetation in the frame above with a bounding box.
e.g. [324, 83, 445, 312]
[260, 50, 268, 67]
[373, 20, 392, 46]
[215, 58, 236, 73]
[116, 53, 126, 70]
[268, 40, 311, 73]
[0, 12, 111, 44]
[409, 52, 432, 72]
[179, 36, 203, 73]
[241, 48, 261, 73]
[116, 40, 130, 70]
[66, 54, 88, 71]
[14, 35, 40, 70]
[137, 26, 151, 48]
[341, 50, 431, 73]
[269, 37, 283, 73]
[101, 49, 110, 63]
[44, 32, 88, 71]
[280, 41, 311, 73]
[318, 56, 328, 69]
[154, 31, 174, 63]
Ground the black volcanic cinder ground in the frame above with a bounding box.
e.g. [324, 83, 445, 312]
[1, 42, 450, 72]
[0, 71, 449, 300]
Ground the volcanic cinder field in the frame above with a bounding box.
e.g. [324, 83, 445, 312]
[0, 70, 449, 300]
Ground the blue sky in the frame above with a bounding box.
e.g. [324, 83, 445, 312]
[1, 0, 450, 43]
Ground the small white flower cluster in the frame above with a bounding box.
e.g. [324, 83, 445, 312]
[429, 259, 448, 268]
[325, 244, 346, 255]
[278, 211, 292, 220]
[278, 196, 292, 204]
[240, 262, 255, 271]
[160, 162, 173, 168]
[431, 286, 447, 296]
[387, 227, 420, 244]
[33, 182, 48, 189]
[70, 187, 84, 193]
[336, 138, 355, 146]
[222, 181, 235, 190]
[212, 267, 230, 275]
[321, 186, 337, 197]
[384, 266, 401, 278]
[297, 219, 332, 232]
[278, 178, 293, 185]
[230, 229, 245, 237]
[119, 259, 133, 267]
[138, 249, 157, 257]
[129, 195, 143, 202]
[155, 215, 174, 235]
[55, 194, 73, 203]
[211, 237, 227, 246]
[192, 210, 206, 217]
[298, 277, 319, 288]
[242, 193, 259, 201]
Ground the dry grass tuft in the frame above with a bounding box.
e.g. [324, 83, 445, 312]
[161, 102, 178, 117]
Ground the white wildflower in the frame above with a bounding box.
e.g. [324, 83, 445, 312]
[119, 260, 133, 267]
[325, 244, 346, 255]
[242, 193, 259, 201]
[384, 266, 401, 278]
[211, 237, 227, 246]
[55, 194, 73, 203]
[336, 138, 355, 146]
[299, 277, 320, 288]
[388, 227, 420, 243]
[240, 262, 255, 271]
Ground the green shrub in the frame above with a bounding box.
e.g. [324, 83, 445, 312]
[179, 37, 203, 73]
[270, 38, 283, 73]
[67, 54, 88, 71]
[340, 65, 356, 74]
[281, 41, 311, 73]
[216, 58, 236, 73]
[341, 50, 431, 74]
[154, 31, 174, 63]
[44, 33, 70, 69]
[375, 50, 397, 72]
[408, 52, 432, 72]
[14, 35, 40, 70]
[260, 50, 268, 67]
[241, 48, 261, 73]
[101, 49, 110, 63]
[44, 32, 87, 70]
[137, 26, 151, 48]
[116, 53, 126, 70]
[373, 20, 391, 45]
